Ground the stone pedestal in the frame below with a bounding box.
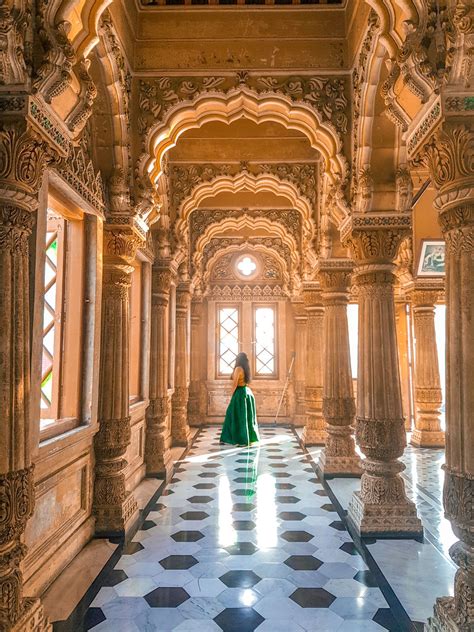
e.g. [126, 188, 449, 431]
[301, 286, 326, 446]
[172, 283, 192, 447]
[424, 123, 474, 631]
[317, 262, 361, 476]
[410, 289, 445, 448]
[343, 216, 423, 537]
[145, 262, 174, 479]
[93, 228, 140, 537]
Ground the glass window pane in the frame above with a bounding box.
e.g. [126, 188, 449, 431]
[255, 307, 275, 376]
[219, 307, 239, 374]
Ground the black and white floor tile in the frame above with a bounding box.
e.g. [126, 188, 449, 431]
[77, 428, 422, 631]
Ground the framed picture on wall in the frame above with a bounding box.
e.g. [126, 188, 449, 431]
[417, 240, 446, 276]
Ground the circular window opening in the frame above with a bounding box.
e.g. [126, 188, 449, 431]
[236, 255, 258, 278]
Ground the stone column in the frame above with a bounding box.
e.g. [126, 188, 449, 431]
[410, 289, 444, 448]
[317, 261, 362, 476]
[343, 215, 422, 537]
[0, 121, 53, 631]
[172, 282, 192, 446]
[145, 262, 173, 479]
[188, 298, 203, 425]
[424, 122, 474, 631]
[93, 227, 140, 537]
[292, 302, 307, 425]
[301, 285, 326, 446]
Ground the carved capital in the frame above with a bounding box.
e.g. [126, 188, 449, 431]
[0, 205, 34, 254]
[104, 228, 142, 262]
[411, 289, 440, 308]
[422, 125, 474, 209]
[438, 203, 474, 255]
[0, 122, 56, 209]
[317, 259, 353, 295]
[341, 214, 411, 264]
[0, 466, 35, 547]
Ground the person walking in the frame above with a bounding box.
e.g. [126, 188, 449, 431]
[220, 352, 260, 446]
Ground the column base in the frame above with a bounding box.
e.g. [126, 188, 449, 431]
[11, 598, 51, 631]
[347, 490, 423, 538]
[411, 428, 445, 448]
[301, 425, 327, 446]
[94, 492, 139, 538]
[426, 596, 472, 632]
[172, 420, 192, 448]
[317, 450, 362, 477]
[146, 447, 174, 481]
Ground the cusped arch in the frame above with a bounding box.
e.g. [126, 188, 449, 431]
[141, 88, 348, 195]
[193, 214, 300, 278]
[176, 171, 314, 241]
[202, 242, 292, 293]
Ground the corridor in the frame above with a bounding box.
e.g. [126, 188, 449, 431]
[70, 427, 428, 632]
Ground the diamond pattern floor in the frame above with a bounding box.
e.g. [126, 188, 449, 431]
[83, 427, 415, 631]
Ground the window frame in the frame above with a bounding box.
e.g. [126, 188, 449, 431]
[252, 303, 278, 380]
[38, 196, 86, 442]
[216, 303, 241, 379]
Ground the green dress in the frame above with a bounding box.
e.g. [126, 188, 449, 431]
[220, 383, 260, 446]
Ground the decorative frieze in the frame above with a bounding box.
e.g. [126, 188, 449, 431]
[138, 73, 349, 143]
[208, 284, 286, 301]
[170, 162, 316, 213]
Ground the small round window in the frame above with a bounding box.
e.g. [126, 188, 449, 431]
[236, 255, 257, 278]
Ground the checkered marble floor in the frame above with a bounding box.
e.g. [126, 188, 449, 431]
[82, 427, 415, 631]
[401, 443, 456, 559]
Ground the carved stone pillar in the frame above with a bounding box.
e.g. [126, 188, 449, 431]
[172, 283, 192, 447]
[317, 261, 362, 476]
[423, 122, 474, 631]
[188, 299, 203, 425]
[93, 228, 140, 537]
[342, 215, 422, 536]
[145, 262, 173, 479]
[0, 117, 56, 630]
[292, 302, 307, 425]
[301, 285, 326, 446]
[410, 289, 444, 448]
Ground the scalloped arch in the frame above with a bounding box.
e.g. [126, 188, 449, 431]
[193, 214, 300, 276]
[66, 0, 113, 58]
[141, 88, 347, 188]
[201, 241, 292, 291]
[176, 171, 315, 240]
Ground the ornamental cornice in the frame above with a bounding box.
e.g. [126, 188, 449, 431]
[208, 284, 288, 302]
[170, 162, 317, 214]
[137, 72, 349, 143]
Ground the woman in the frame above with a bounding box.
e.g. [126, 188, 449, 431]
[220, 352, 260, 446]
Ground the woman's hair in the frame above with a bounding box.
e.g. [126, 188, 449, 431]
[234, 352, 251, 384]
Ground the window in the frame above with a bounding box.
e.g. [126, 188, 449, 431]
[236, 255, 257, 277]
[218, 306, 240, 375]
[129, 260, 143, 402]
[254, 306, 276, 376]
[40, 212, 65, 419]
[39, 202, 85, 438]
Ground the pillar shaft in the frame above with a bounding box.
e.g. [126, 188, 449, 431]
[172, 283, 192, 446]
[317, 263, 361, 475]
[424, 122, 474, 631]
[301, 287, 326, 446]
[145, 263, 173, 478]
[0, 122, 52, 631]
[93, 229, 140, 536]
[188, 299, 204, 424]
[343, 217, 422, 537]
[410, 290, 444, 448]
[292, 303, 307, 425]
